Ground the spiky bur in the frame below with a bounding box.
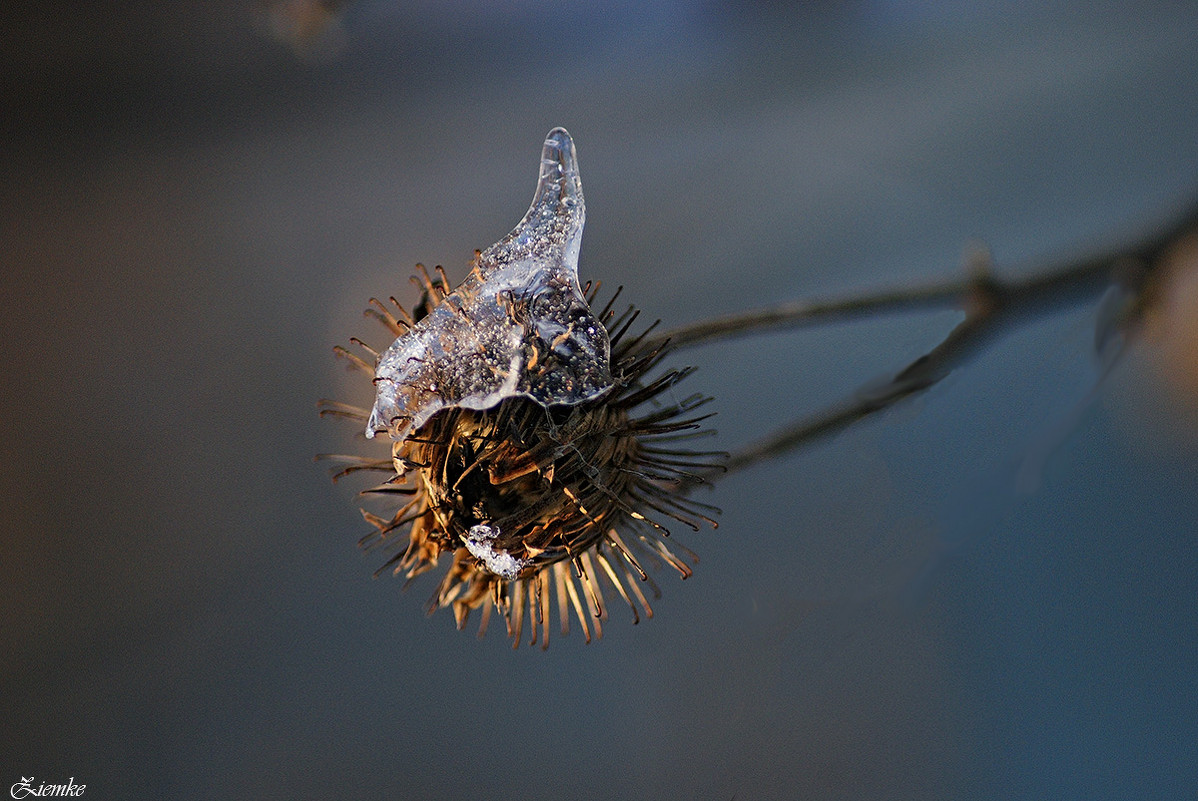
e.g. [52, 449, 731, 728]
[321, 282, 721, 647]
[318, 128, 723, 647]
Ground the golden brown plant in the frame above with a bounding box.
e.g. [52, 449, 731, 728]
[323, 129, 1198, 650]
[320, 129, 722, 648]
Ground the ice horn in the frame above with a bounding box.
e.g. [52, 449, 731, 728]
[365, 127, 611, 441]
[481, 127, 586, 276]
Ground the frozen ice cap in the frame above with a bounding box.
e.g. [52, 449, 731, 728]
[367, 128, 613, 440]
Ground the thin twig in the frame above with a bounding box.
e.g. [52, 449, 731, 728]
[676, 192, 1198, 480]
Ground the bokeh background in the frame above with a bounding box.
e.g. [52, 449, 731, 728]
[5, 2, 1198, 798]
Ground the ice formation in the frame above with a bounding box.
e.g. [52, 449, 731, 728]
[366, 128, 613, 440]
[461, 524, 529, 580]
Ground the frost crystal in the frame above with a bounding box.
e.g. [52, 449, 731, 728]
[462, 524, 528, 580]
[366, 128, 613, 440]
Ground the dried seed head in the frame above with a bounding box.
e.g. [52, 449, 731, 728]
[322, 129, 722, 648]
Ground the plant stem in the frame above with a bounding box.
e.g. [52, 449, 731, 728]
[664, 192, 1198, 480]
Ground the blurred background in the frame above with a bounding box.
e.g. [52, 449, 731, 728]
[4, 1, 1198, 798]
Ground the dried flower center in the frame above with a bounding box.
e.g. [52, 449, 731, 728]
[402, 397, 638, 579]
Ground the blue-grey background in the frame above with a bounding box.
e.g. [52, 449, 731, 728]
[4, 2, 1198, 798]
